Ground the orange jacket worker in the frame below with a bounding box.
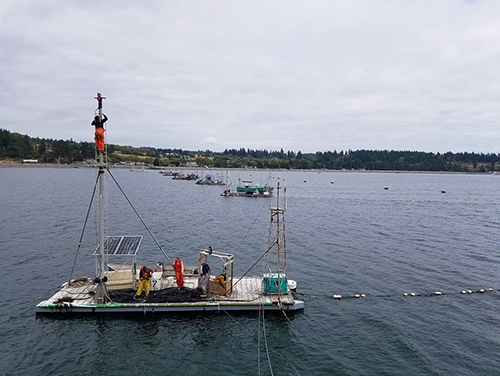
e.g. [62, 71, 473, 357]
[173, 257, 184, 289]
[91, 114, 108, 152]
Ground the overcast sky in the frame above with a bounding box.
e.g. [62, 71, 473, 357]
[1, 1, 499, 153]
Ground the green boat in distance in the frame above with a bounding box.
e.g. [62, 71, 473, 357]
[236, 179, 273, 196]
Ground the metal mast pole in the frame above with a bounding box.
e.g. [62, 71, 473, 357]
[95, 92, 106, 303]
[275, 183, 282, 303]
[276, 183, 281, 273]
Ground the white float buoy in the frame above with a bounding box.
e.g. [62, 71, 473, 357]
[479, 289, 485, 293]
[403, 292, 408, 296]
[361, 294, 366, 298]
[435, 291, 442, 295]
[467, 290, 473, 294]
[333, 294, 342, 300]
[461, 290, 467, 294]
[410, 293, 416, 296]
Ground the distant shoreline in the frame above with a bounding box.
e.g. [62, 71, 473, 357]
[0, 162, 495, 175]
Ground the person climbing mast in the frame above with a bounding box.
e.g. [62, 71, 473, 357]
[92, 92, 107, 153]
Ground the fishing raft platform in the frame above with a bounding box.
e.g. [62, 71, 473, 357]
[36, 93, 303, 316]
[35, 275, 304, 315]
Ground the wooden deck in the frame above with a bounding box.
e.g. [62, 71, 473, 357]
[36, 275, 300, 313]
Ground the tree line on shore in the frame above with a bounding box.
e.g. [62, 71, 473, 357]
[1, 128, 499, 172]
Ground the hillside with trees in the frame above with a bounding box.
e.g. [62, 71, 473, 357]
[1, 128, 499, 172]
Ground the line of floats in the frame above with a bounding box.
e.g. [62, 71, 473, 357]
[331, 287, 495, 300]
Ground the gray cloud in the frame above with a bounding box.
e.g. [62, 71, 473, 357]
[1, 0, 499, 153]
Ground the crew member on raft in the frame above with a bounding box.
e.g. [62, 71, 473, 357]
[91, 114, 108, 152]
[173, 257, 184, 289]
[135, 265, 152, 300]
[200, 262, 211, 297]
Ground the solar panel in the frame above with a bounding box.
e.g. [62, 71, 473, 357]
[94, 235, 143, 256]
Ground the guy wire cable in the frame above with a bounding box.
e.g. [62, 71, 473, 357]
[107, 169, 173, 265]
[231, 235, 278, 292]
[68, 173, 99, 284]
[258, 305, 262, 376]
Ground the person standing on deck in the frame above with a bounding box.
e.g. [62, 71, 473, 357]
[91, 114, 108, 152]
[135, 266, 152, 300]
[200, 262, 211, 297]
[173, 257, 184, 289]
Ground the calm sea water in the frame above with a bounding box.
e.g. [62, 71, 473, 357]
[1, 167, 500, 375]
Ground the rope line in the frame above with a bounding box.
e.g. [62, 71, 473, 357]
[4, 316, 38, 376]
[258, 306, 262, 376]
[220, 307, 301, 375]
[279, 306, 293, 324]
[261, 305, 274, 376]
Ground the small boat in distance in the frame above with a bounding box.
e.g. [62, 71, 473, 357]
[221, 178, 273, 197]
[196, 174, 226, 185]
[35, 94, 303, 315]
[173, 172, 199, 180]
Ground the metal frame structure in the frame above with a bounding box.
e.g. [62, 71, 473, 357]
[198, 249, 234, 295]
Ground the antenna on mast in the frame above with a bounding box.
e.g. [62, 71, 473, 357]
[94, 92, 106, 111]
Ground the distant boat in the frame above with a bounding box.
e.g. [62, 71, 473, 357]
[221, 187, 272, 197]
[173, 172, 199, 180]
[236, 180, 273, 197]
[196, 174, 226, 186]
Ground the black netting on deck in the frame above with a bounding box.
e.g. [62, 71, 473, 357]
[108, 287, 203, 303]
